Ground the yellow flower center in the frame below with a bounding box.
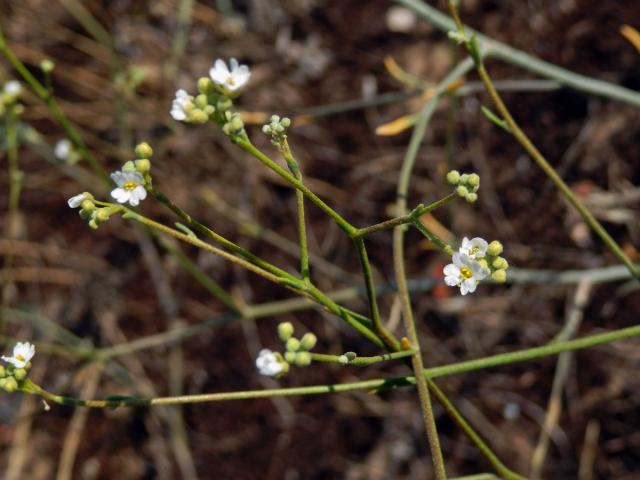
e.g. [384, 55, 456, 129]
[123, 181, 138, 191]
[16, 354, 25, 362]
[226, 76, 235, 86]
[469, 246, 480, 256]
[460, 266, 473, 279]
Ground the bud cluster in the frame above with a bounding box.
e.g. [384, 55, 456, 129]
[0, 80, 23, 118]
[278, 321, 317, 369]
[262, 115, 292, 147]
[446, 170, 480, 203]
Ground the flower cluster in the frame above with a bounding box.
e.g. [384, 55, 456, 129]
[255, 322, 318, 377]
[0, 342, 35, 393]
[68, 142, 154, 227]
[443, 237, 508, 295]
[262, 115, 292, 148]
[446, 170, 480, 203]
[0, 80, 23, 117]
[170, 58, 250, 125]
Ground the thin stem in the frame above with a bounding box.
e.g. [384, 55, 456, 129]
[148, 187, 298, 283]
[352, 192, 457, 239]
[1, 105, 20, 338]
[396, 0, 640, 107]
[281, 139, 310, 282]
[233, 137, 356, 235]
[412, 218, 454, 254]
[426, 379, 526, 480]
[353, 237, 401, 351]
[310, 349, 416, 366]
[446, 1, 639, 281]
[0, 27, 108, 182]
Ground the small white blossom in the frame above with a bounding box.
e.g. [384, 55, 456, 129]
[110, 170, 147, 206]
[3, 80, 22, 97]
[2, 342, 35, 368]
[67, 193, 87, 208]
[54, 139, 72, 161]
[459, 237, 488, 260]
[170, 89, 194, 121]
[209, 58, 251, 92]
[443, 252, 488, 295]
[256, 349, 283, 377]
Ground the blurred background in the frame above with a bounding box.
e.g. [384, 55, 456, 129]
[1, 0, 639, 478]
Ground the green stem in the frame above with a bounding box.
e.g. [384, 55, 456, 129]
[0, 27, 108, 183]
[352, 192, 457, 239]
[445, 2, 639, 281]
[234, 137, 356, 235]
[310, 349, 416, 366]
[281, 139, 310, 282]
[396, 0, 640, 107]
[412, 218, 454, 254]
[148, 187, 298, 283]
[353, 237, 401, 351]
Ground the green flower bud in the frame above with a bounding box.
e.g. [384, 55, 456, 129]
[0, 364, 5, 377]
[203, 105, 216, 116]
[262, 125, 272, 135]
[293, 352, 311, 367]
[465, 192, 478, 203]
[446, 170, 460, 185]
[456, 185, 468, 197]
[278, 322, 294, 342]
[135, 158, 151, 174]
[96, 209, 110, 222]
[280, 117, 291, 128]
[344, 351, 357, 361]
[40, 59, 55, 73]
[286, 337, 300, 352]
[491, 269, 507, 283]
[299, 333, 317, 351]
[270, 114, 280, 123]
[284, 351, 297, 364]
[217, 98, 232, 111]
[13, 368, 27, 381]
[122, 160, 136, 172]
[467, 173, 480, 189]
[338, 355, 349, 364]
[134, 142, 154, 159]
[80, 199, 95, 212]
[459, 173, 469, 184]
[492, 257, 509, 270]
[190, 109, 209, 124]
[197, 77, 212, 94]
[230, 116, 244, 131]
[195, 93, 209, 109]
[487, 240, 503, 256]
[88, 218, 100, 229]
[2, 377, 18, 393]
[477, 259, 489, 271]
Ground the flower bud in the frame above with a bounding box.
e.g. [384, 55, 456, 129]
[285, 337, 300, 352]
[40, 59, 55, 73]
[284, 351, 297, 364]
[456, 185, 468, 197]
[477, 259, 489, 271]
[2, 377, 18, 393]
[96, 209, 110, 222]
[0, 364, 5, 377]
[280, 117, 291, 128]
[195, 93, 209, 109]
[135, 158, 151, 174]
[190, 109, 209, 124]
[467, 173, 480, 189]
[80, 199, 95, 212]
[262, 125, 272, 135]
[299, 333, 317, 351]
[487, 240, 503, 256]
[197, 77, 212, 94]
[446, 170, 460, 185]
[278, 322, 294, 342]
[270, 114, 280, 123]
[134, 142, 154, 159]
[122, 160, 136, 172]
[491, 269, 507, 283]
[344, 351, 357, 361]
[459, 173, 469, 184]
[492, 257, 509, 270]
[465, 192, 478, 203]
[13, 368, 27, 381]
[203, 105, 216, 116]
[293, 352, 311, 367]
[338, 355, 349, 364]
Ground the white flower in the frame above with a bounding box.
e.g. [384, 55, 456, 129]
[2, 342, 35, 368]
[459, 236, 488, 260]
[110, 170, 147, 206]
[209, 58, 251, 92]
[3, 80, 22, 97]
[67, 193, 87, 208]
[443, 252, 489, 295]
[170, 89, 194, 121]
[54, 139, 72, 160]
[256, 349, 283, 377]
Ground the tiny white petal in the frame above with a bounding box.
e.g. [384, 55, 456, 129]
[209, 58, 251, 91]
[256, 349, 283, 377]
[170, 89, 193, 121]
[2, 341, 35, 368]
[54, 139, 72, 160]
[111, 188, 130, 203]
[67, 193, 86, 208]
[4, 80, 22, 96]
